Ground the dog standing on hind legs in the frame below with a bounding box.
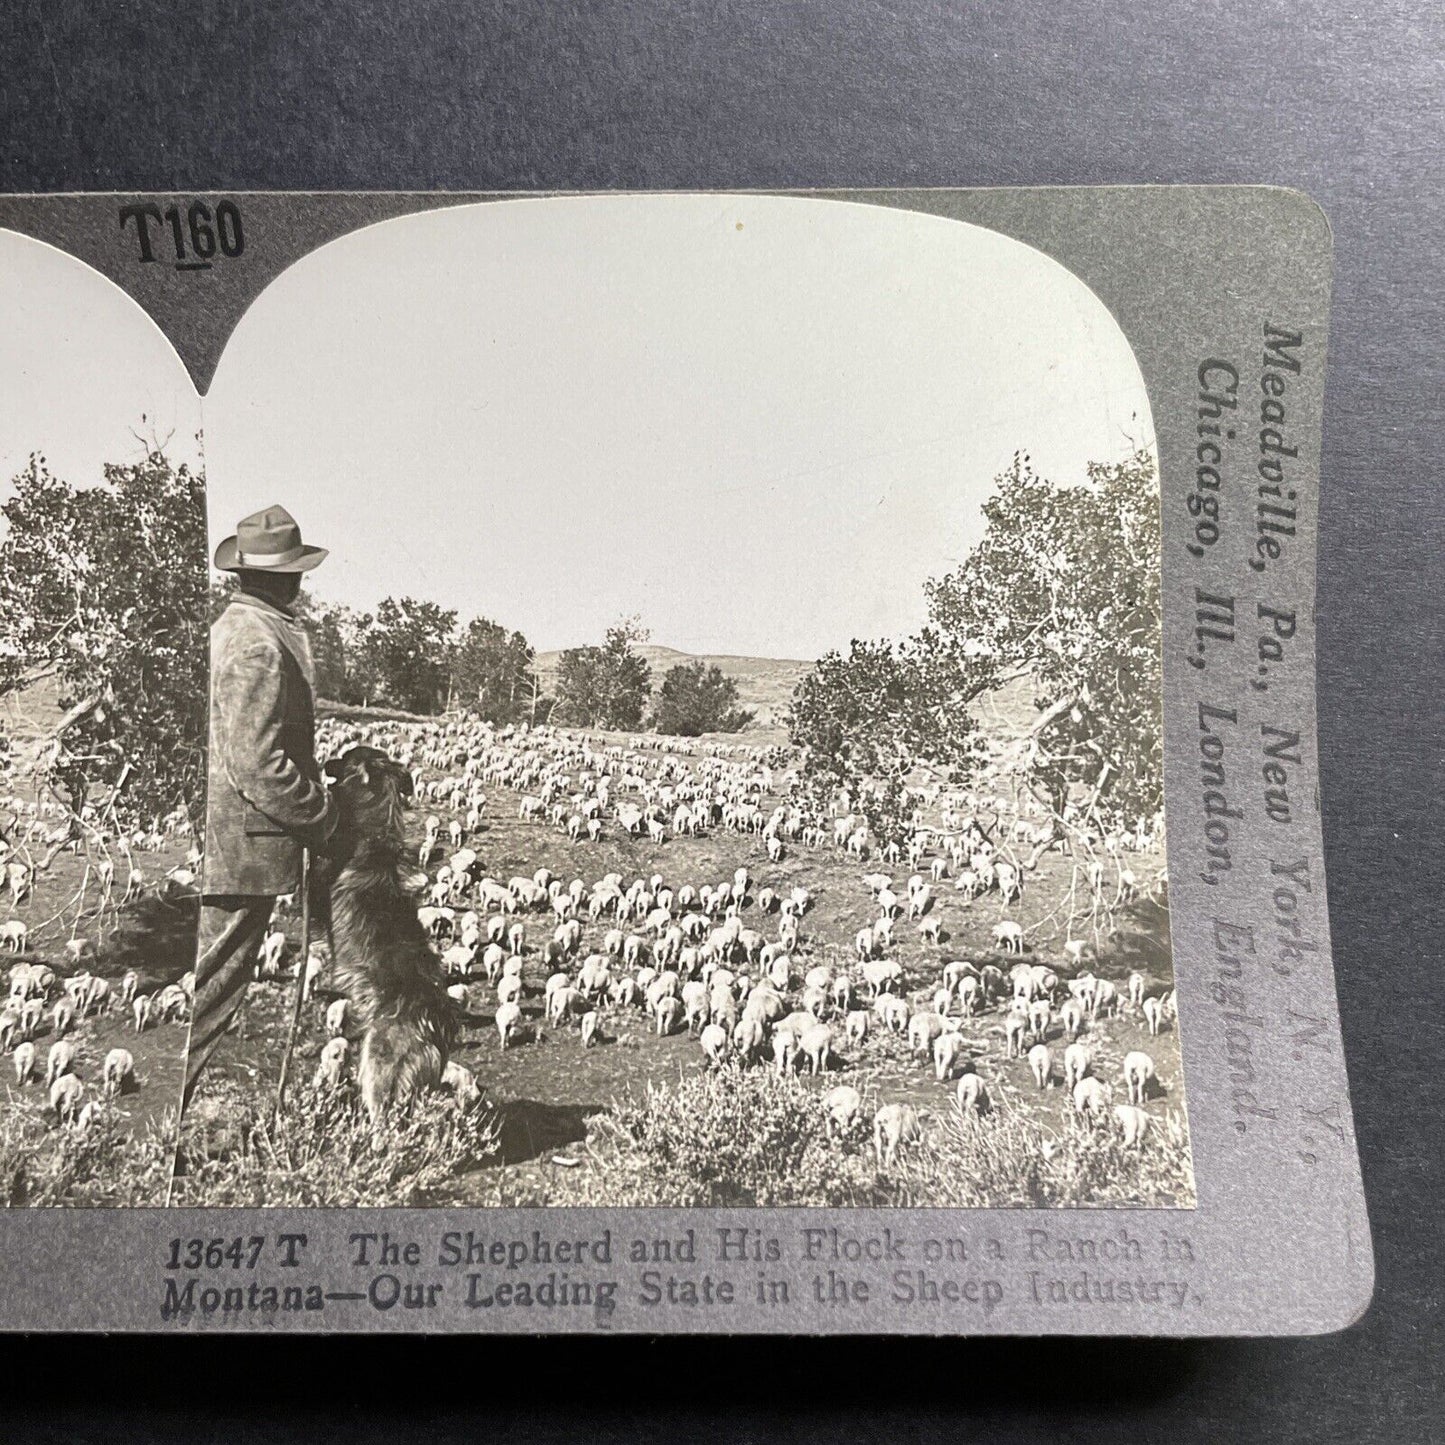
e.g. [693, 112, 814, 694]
[315, 745, 457, 1124]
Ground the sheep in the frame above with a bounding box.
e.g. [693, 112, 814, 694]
[445, 984, 470, 1006]
[1004, 1010, 1028, 1058]
[1072, 1075, 1111, 1122]
[131, 995, 152, 1033]
[955, 1071, 988, 1115]
[494, 1000, 522, 1047]
[956, 974, 981, 1016]
[860, 959, 902, 997]
[51, 1000, 75, 1038]
[1062, 939, 1086, 967]
[699, 1022, 730, 1065]
[1027, 999, 1052, 1044]
[63, 937, 96, 967]
[442, 1060, 482, 1104]
[311, 1036, 350, 1090]
[46, 1040, 76, 1087]
[1114, 1103, 1152, 1148]
[0, 921, 28, 953]
[325, 998, 350, 1037]
[119, 970, 139, 1006]
[654, 996, 683, 1037]
[844, 1009, 869, 1044]
[1122, 1050, 1156, 1105]
[301, 949, 325, 1003]
[907, 1011, 945, 1057]
[1063, 1041, 1092, 1093]
[917, 917, 943, 945]
[933, 1031, 967, 1082]
[102, 1048, 134, 1097]
[732, 1016, 765, 1062]
[13, 1040, 35, 1085]
[1027, 1042, 1052, 1089]
[772, 1026, 800, 1075]
[580, 1011, 600, 1048]
[259, 929, 288, 978]
[50, 1073, 84, 1126]
[1127, 971, 1146, 1007]
[1091, 978, 1119, 1019]
[1059, 999, 1085, 1040]
[872, 1103, 924, 1167]
[823, 1084, 862, 1136]
[853, 926, 876, 962]
[1143, 996, 1165, 1036]
[875, 994, 909, 1033]
[800, 1022, 833, 1074]
[495, 974, 523, 1008]
[992, 921, 1024, 953]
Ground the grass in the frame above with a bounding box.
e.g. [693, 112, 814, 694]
[512, 1066, 1193, 1210]
[0, 1100, 176, 1207]
[173, 1081, 503, 1208]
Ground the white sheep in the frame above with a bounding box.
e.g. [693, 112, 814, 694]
[933, 1031, 967, 1082]
[1027, 1042, 1052, 1089]
[50, 1072, 84, 1126]
[700, 1023, 730, 1065]
[442, 1059, 482, 1104]
[1122, 1050, 1156, 1105]
[494, 999, 522, 1048]
[1143, 996, 1165, 1035]
[132, 995, 152, 1033]
[1114, 1103, 1152, 1148]
[1072, 1075, 1111, 1122]
[46, 1039, 76, 1087]
[844, 1009, 869, 1044]
[992, 921, 1024, 953]
[799, 1023, 833, 1074]
[13, 1040, 35, 1085]
[103, 1048, 135, 1097]
[823, 1085, 862, 1136]
[1063, 1042, 1092, 1093]
[580, 1010, 600, 1048]
[872, 1103, 924, 1167]
[311, 1036, 350, 1090]
[955, 1072, 988, 1115]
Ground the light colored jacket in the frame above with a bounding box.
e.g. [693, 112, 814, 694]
[203, 593, 337, 896]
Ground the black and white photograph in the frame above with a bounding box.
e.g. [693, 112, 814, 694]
[174, 194, 1192, 1209]
[0, 230, 203, 1205]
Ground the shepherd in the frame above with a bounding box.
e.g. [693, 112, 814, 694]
[181, 505, 339, 1113]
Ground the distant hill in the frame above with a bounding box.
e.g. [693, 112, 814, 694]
[533, 645, 812, 729]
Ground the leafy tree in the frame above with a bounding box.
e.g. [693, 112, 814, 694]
[453, 617, 537, 725]
[350, 596, 458, 715]
[652, 661, 755, 736]
[923, 449, 1162, 831]
[788, 449, 1162, 836]
[787, 638, 985, 842]
[554, 616, 653, 730]
[0, 449, 208, 827]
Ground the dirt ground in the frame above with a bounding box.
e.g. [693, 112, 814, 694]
[186, 729, 1189, 1207]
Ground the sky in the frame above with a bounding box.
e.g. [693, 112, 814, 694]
[3, 197, 1153, 662]
[0, 231, 202, 497]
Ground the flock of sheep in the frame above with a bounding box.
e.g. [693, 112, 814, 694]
[290, 714, 1178, 1177]
[0, 793, 196, 1136]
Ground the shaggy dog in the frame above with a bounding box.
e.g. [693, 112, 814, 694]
[316, 745, 457, 1123]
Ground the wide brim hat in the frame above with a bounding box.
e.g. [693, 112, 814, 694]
[215, 504, 328, 574]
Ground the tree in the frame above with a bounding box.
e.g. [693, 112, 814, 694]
[651, 661, 753, 736]
[0, 449, 208, 827]
[553, 616, 653, 730]
[452, 617, 537, 725]
[786, 637, 985, 841]
[350, 596, 458, 714]
[923, 449, 1162, 832]
[787, 449, 1162, 837]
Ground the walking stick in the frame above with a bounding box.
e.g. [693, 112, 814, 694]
[273, 846, 311, 1126]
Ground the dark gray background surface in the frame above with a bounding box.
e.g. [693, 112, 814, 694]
[0, 1, 1439, 1441]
